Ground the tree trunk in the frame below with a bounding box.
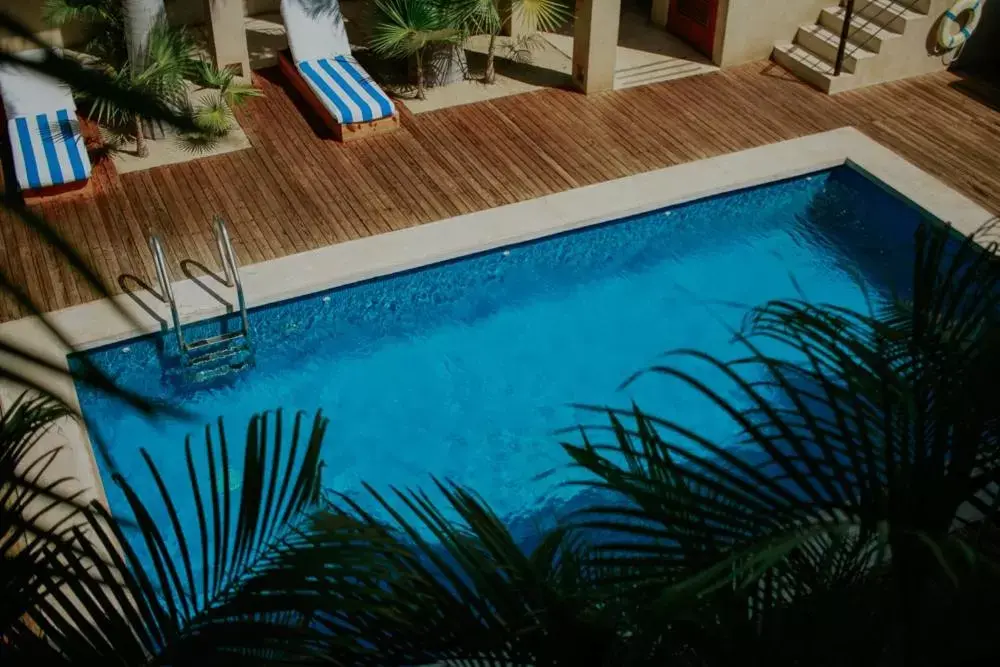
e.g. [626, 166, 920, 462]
[485, 32, 498, 84]
[415, 48, 426, 100]
[125, 0, 166, 72]
[134, 114, 149, 158]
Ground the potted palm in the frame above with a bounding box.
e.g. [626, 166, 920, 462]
[454, 0, 570, 83]
[370, 0, 464, 99]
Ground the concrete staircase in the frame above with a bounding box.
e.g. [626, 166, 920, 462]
[773, 0, 944, 94]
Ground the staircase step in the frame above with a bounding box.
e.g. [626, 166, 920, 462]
[855, 0, 927, 33]
[819, 5, 904, 53]
[795, 23, 879, 73]
[772, 42, 858, 94]
[856, 0, 931, 16]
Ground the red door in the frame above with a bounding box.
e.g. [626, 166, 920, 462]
[667, 0, 720, 59]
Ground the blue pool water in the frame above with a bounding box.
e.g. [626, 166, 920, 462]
[72, 167, 932, 547]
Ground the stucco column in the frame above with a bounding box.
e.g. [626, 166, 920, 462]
[572, 0, 620, 94]
[204, 0, 251, 78]
[651, 0, 670, 27]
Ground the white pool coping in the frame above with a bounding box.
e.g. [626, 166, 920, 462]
[0, 127, 995, 509]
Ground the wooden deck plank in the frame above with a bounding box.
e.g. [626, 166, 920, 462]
[431, 109, 524, 206]
[498, 94, 595, 186]
[93, 179, 152, 292]
[244, 90, 365, 246]
[461, 103, 555, 200]
[1, 63, 998, 322]
[245, 93, 367, 241]
[209, 152, 281, 263]
[399, 110, 503, 211]
[46, 199, 84, 307]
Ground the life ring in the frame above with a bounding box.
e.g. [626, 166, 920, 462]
[938, 0, 983, 50]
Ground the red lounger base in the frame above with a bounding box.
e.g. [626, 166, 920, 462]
[278, 50, 399, 143]
[22, 178, 93, 206]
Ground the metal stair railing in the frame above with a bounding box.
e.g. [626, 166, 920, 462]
[835, 0, 928, 75]
[212, 216, 251, 344]
[149, 235, 185, 353]
[148, 218, 253, 379]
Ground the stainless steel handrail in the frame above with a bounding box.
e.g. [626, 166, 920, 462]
[149, 235, 186, 352]
[212, 216, 250, 341]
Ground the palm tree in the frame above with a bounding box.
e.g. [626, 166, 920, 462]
[370, 0, 462, 100]
[43, 0, 260, 157]
[453, 0, 570, 83]
[124, 0, 163, 69]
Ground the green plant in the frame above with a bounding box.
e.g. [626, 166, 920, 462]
[190, 59, 263, 108]
[43, 0, 260, 157]
[370, 0, 463, 99]
[453, 0, 569, 83]
[558, 221, 1000, 665]
[42, 0, 126, 66]
[1, 403, 394, 663]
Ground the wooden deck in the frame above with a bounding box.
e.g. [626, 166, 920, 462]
[1, 61, 998, 323]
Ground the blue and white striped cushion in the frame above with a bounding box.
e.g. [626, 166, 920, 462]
[297, 56, 394, 124]
[7, 109, 91, 191]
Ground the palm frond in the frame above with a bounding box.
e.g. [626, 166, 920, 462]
[193, 93, 233, 136]
[559, 219, 999, 663]
[319, 478, 627, 665]
[0, 26, 196, 134]
[42, 0, 116, 28]
[371, 0, 462, 58]
[189, 60, 263, 107]
[451, 0, 502, 35]
[0, 395, 105, 646]
[514, 0, 571, 33]
[4, 410, 389, 663]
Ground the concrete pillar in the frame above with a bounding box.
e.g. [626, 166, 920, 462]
[204, 0, 251, 78]
[572, 0, 620, 94]
[651, 0, 670, 28]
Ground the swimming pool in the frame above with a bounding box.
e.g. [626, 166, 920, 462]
[71, 166, 932, 546]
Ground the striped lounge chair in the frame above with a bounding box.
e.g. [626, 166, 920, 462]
[279, 0, 398, 142]
[0, 50, 92, 201]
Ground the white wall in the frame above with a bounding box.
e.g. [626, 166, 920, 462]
[717, 0, 830, 66]
[0, 0, 84, 51]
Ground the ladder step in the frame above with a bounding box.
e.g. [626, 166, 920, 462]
[187, 330, 247, 352]
[186, 342, 252, 368]
[190, 358, 253, 384]
[150, 218, 254, 385]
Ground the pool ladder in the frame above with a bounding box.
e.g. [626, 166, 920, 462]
[149, 217, 254, 383]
